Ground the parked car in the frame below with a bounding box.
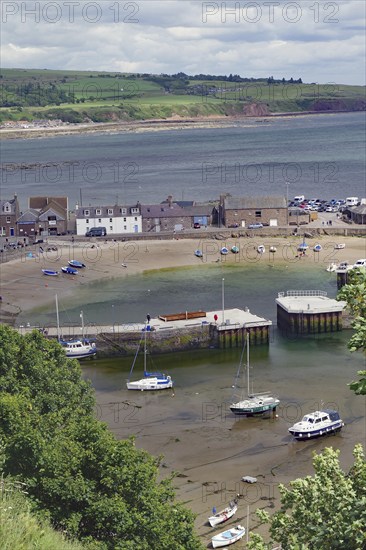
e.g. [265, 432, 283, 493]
[193, 222, 201, 229]
[248, 223, 263, 229]
[85, 227, 107, 237]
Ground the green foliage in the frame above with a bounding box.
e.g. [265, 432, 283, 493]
[248, 445, 366, 550]
[349, 370, 366, 395]
[0, 325, 203, 550]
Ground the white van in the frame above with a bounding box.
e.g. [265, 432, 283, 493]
[294, 195, 305, 203]
[345, 197, 359, 207]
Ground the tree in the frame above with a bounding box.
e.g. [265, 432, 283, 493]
[337, 269, 366, 395]
[248, 445, 366, 549]
[0, 326, 203, 550]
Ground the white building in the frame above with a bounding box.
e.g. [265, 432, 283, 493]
[75, 203, 142, 236]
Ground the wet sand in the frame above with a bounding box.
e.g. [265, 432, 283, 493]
[1, 235, 365, 323]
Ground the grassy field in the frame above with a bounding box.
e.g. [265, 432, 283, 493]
[1, 68, 365, 123]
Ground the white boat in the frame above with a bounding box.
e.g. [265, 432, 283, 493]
[208, 499, 238, 528]
[326, 262, 338, 272]
[126, 320, 173, 391]
[231, 245, 239, 254]
[230, 334, 280, 416]
[269, 246, 277, 253]
[353, 258, 366, 269]
[313, 244, 322, 252]
[220, 246, 229, 255]
[211, 524, 245, 548]
[55, 295, 97, 360]
[257, 245, 265, 254]
[288, 409, 344, 440]
[194, 249, 203, 258]
[334, 243, 345, 249]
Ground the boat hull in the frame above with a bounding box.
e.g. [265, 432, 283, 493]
[61, 340, 97, 360]
[211, 526, 245, 548]
[230, 396, 280, 416]
[208, 503, 238, 527]
[127, 376, 173, 391]
[289, 421, 343, 440]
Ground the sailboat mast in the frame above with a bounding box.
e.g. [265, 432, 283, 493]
[247, 332, 250, 397]
[55, 294, 61, 340]
[144, 321, 147, 374]
[80, 310, 84, 340]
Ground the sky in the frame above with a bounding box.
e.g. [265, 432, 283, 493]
[1, 0, 366, 85]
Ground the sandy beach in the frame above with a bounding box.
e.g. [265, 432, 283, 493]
[1, 234, 365, 323]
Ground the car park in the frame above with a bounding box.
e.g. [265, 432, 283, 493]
[248, 223, 263, 229]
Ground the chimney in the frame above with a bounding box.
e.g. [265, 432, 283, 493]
[167, 195, 173, 207]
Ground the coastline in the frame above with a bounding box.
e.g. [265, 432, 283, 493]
[0, 110, 361, 141]
[1, 235, 365, 325]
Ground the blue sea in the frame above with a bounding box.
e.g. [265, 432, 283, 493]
[1, 112, 365, 210]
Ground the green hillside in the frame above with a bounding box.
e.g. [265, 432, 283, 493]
[0, 68, 365, 123]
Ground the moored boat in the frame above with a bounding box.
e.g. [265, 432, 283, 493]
[334, 243, 345, 249]
[55, 295, 97, 360]
[313, 244, 322, 252]
[211, 524, 245, 548]
[220, 247, 229, 255]
[68, 260, 86, 268]
[231, 245, 239, 254]
[257, 245, 265, 254]
[194, 249, 203, 258]
[208, 499, 238, 528]
[42, 269, 59, 276]
[288, 409, 344, 440]
[230, 334, 280, 417]
[61, 266, 78, 275]
[127, 319, 173, 391]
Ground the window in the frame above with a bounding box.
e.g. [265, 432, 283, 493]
[131, 207, 139, 214]
[6, 216, 11, 223]
[98, 218, 102, 223]
[108, 209, 113, 215]
[86, 219, 89, 224]
[96, 209, 101, 216]
[109, 218, 112, 223]
[255, 210, 262, 218]
[84, 209, 90, 216]
[110, 226, 113, 231]
[134, 217, 137, 221]
[123, 217, 127, 222]
[121, 208, 127, 215]
[124, 225, 127, 230]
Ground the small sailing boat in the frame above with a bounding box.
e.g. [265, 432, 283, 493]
[55, 295, 97, 360]
[126, 320, 173, 391]
[68, 260, 86, 268]
[42, 269, 59, 276]
[208, 499, 238, 527]
[257, 245, 265, 254]
[269, 246, 277, 253]
[61, 266, 78, 275]
[230, 334, 279, 416]
[211, 525, 245, 548]
[194, 249, 203, 258]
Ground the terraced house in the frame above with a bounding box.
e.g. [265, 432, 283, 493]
[75, 203, 142, 236]
[0, 194, 20, 237]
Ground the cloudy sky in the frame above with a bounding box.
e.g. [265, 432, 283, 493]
[2, 0, 365, 85]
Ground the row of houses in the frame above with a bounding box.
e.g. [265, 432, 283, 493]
[1, 193, 364, 239]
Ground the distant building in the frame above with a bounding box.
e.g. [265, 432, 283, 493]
[220, 195, 287, 228]
[24, 197, 68, 237]
[141, 195, 213, 232]
[347, 204, 366, 225]
[0, 194, 20, 237]
[75, 203, 142, 236]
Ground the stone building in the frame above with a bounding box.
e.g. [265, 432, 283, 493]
[220, 195, 287, 228]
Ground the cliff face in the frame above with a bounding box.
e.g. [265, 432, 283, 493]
[311, 99, 366, 112]
[242, 103, 271, 116]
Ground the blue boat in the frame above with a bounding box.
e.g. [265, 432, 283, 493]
[68, 260, 86, 268]
[194, 249, 203, 258]
[220, 247, 229, 255]
[42, 269, 59, 276]
[313, 244, 322, 252]
[61, 266, 78, 275]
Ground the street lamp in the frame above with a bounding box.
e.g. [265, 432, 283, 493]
[285, 182, 290, 227]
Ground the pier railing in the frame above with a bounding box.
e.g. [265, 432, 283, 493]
[278, 290, 328, 298]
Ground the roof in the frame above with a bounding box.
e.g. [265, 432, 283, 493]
[224, 196, 287, 209]
[140, 203, 185, 218]
[0, 197, 18, 214]
[76, 205, 141, 219]
[29, 196, 68, 210]
[17, 208, 39, 223]
[350, 205, 366, 215]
